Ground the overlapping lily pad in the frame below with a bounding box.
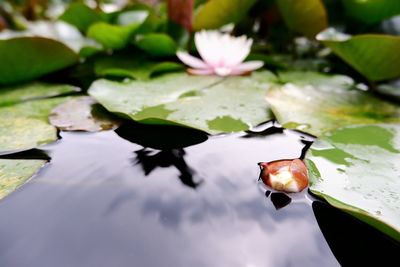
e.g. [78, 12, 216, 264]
[0, 97, 72, 154]
[89, 71, 276, 133]
[0, 83, 77, 153]
[49, 96, 120, 132]
[306, 124, 400, 241]
[266, 71, 400, 136]
[0, 159, 47, 200]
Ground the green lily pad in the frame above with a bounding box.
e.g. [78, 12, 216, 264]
[0, 37, 78, 85]
[341, 0, 400, 25]
[89, 71, 276, 133]
[193, 0, 257, 30]
[0, 159, 46, 200]
[135, 33, 177, 57]
[87, 22, 140, 50]
[49, 96, 120, 132]
[0, 83, 79, 107]
[317, 29, 400, 81]
[94, 53, 183, 80]
[266, 71, 400, 136]
[0, 97, 71, 153]
[277, 0, 328, 38]
[60, 2, 106, 32]
[306, 124, 400, 241]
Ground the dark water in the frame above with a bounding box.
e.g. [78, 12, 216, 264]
[0, 123, 398, 267]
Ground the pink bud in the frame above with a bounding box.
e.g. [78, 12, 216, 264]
[259, 159, 308, 193]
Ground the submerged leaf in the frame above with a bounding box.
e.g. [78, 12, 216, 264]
[266, 71, 400, 136]
[0, 159, 46, 200]
[306, 124, 400, 241]
[49, 96, 120, 132]
[89, 71, 276, 133]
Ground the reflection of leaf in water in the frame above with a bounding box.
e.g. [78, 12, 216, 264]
[134, 148, 203, 189]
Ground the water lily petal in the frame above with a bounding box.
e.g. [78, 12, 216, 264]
[223, 36, 253, 67]
[187, 68, 214, 75]
[231, 61, 264, 74]
[195, 30, 222, 67]
[177, 51, 209, 69]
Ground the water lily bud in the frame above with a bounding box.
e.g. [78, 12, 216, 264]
[259, 159, 308, 193]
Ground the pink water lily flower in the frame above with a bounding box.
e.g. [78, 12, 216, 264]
[177, 30, 264, 76]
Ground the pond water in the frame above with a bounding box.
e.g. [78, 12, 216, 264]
[0, 122, 398, 267]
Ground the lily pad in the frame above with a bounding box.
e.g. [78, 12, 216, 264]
[0, 37, 78, 85]
[266, 71, 400, 136]
[317, 29, 400, 81]
[49, 96, 120, 132]
[87, 22, 140, 50]
[94, 53, 183, 80]
[0, 83, 79, 107]
[0, 97, 71, 153]
[60, 2, 106, 32]
[89, 71, 276, 133]
[135, 33, 177, 57]
[0, 159, 46, 200]
[306, 124, 400, 241]
[277, 0, 328, 38]
[193, 0, 257, 30]
[341, 0, 400, 25]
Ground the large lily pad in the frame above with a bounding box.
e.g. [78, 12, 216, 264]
[277, 0, 328, 38]
[266, 71, 400, 136]
[306, 124, 400, 241]
[193, 0, 257, 30]
[0, 37, 78, 85]
[89, 71, 276, 133]
[0, 83, 79, 107]
[317, 29, 400, 81]
[0, 159, 46, 200]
